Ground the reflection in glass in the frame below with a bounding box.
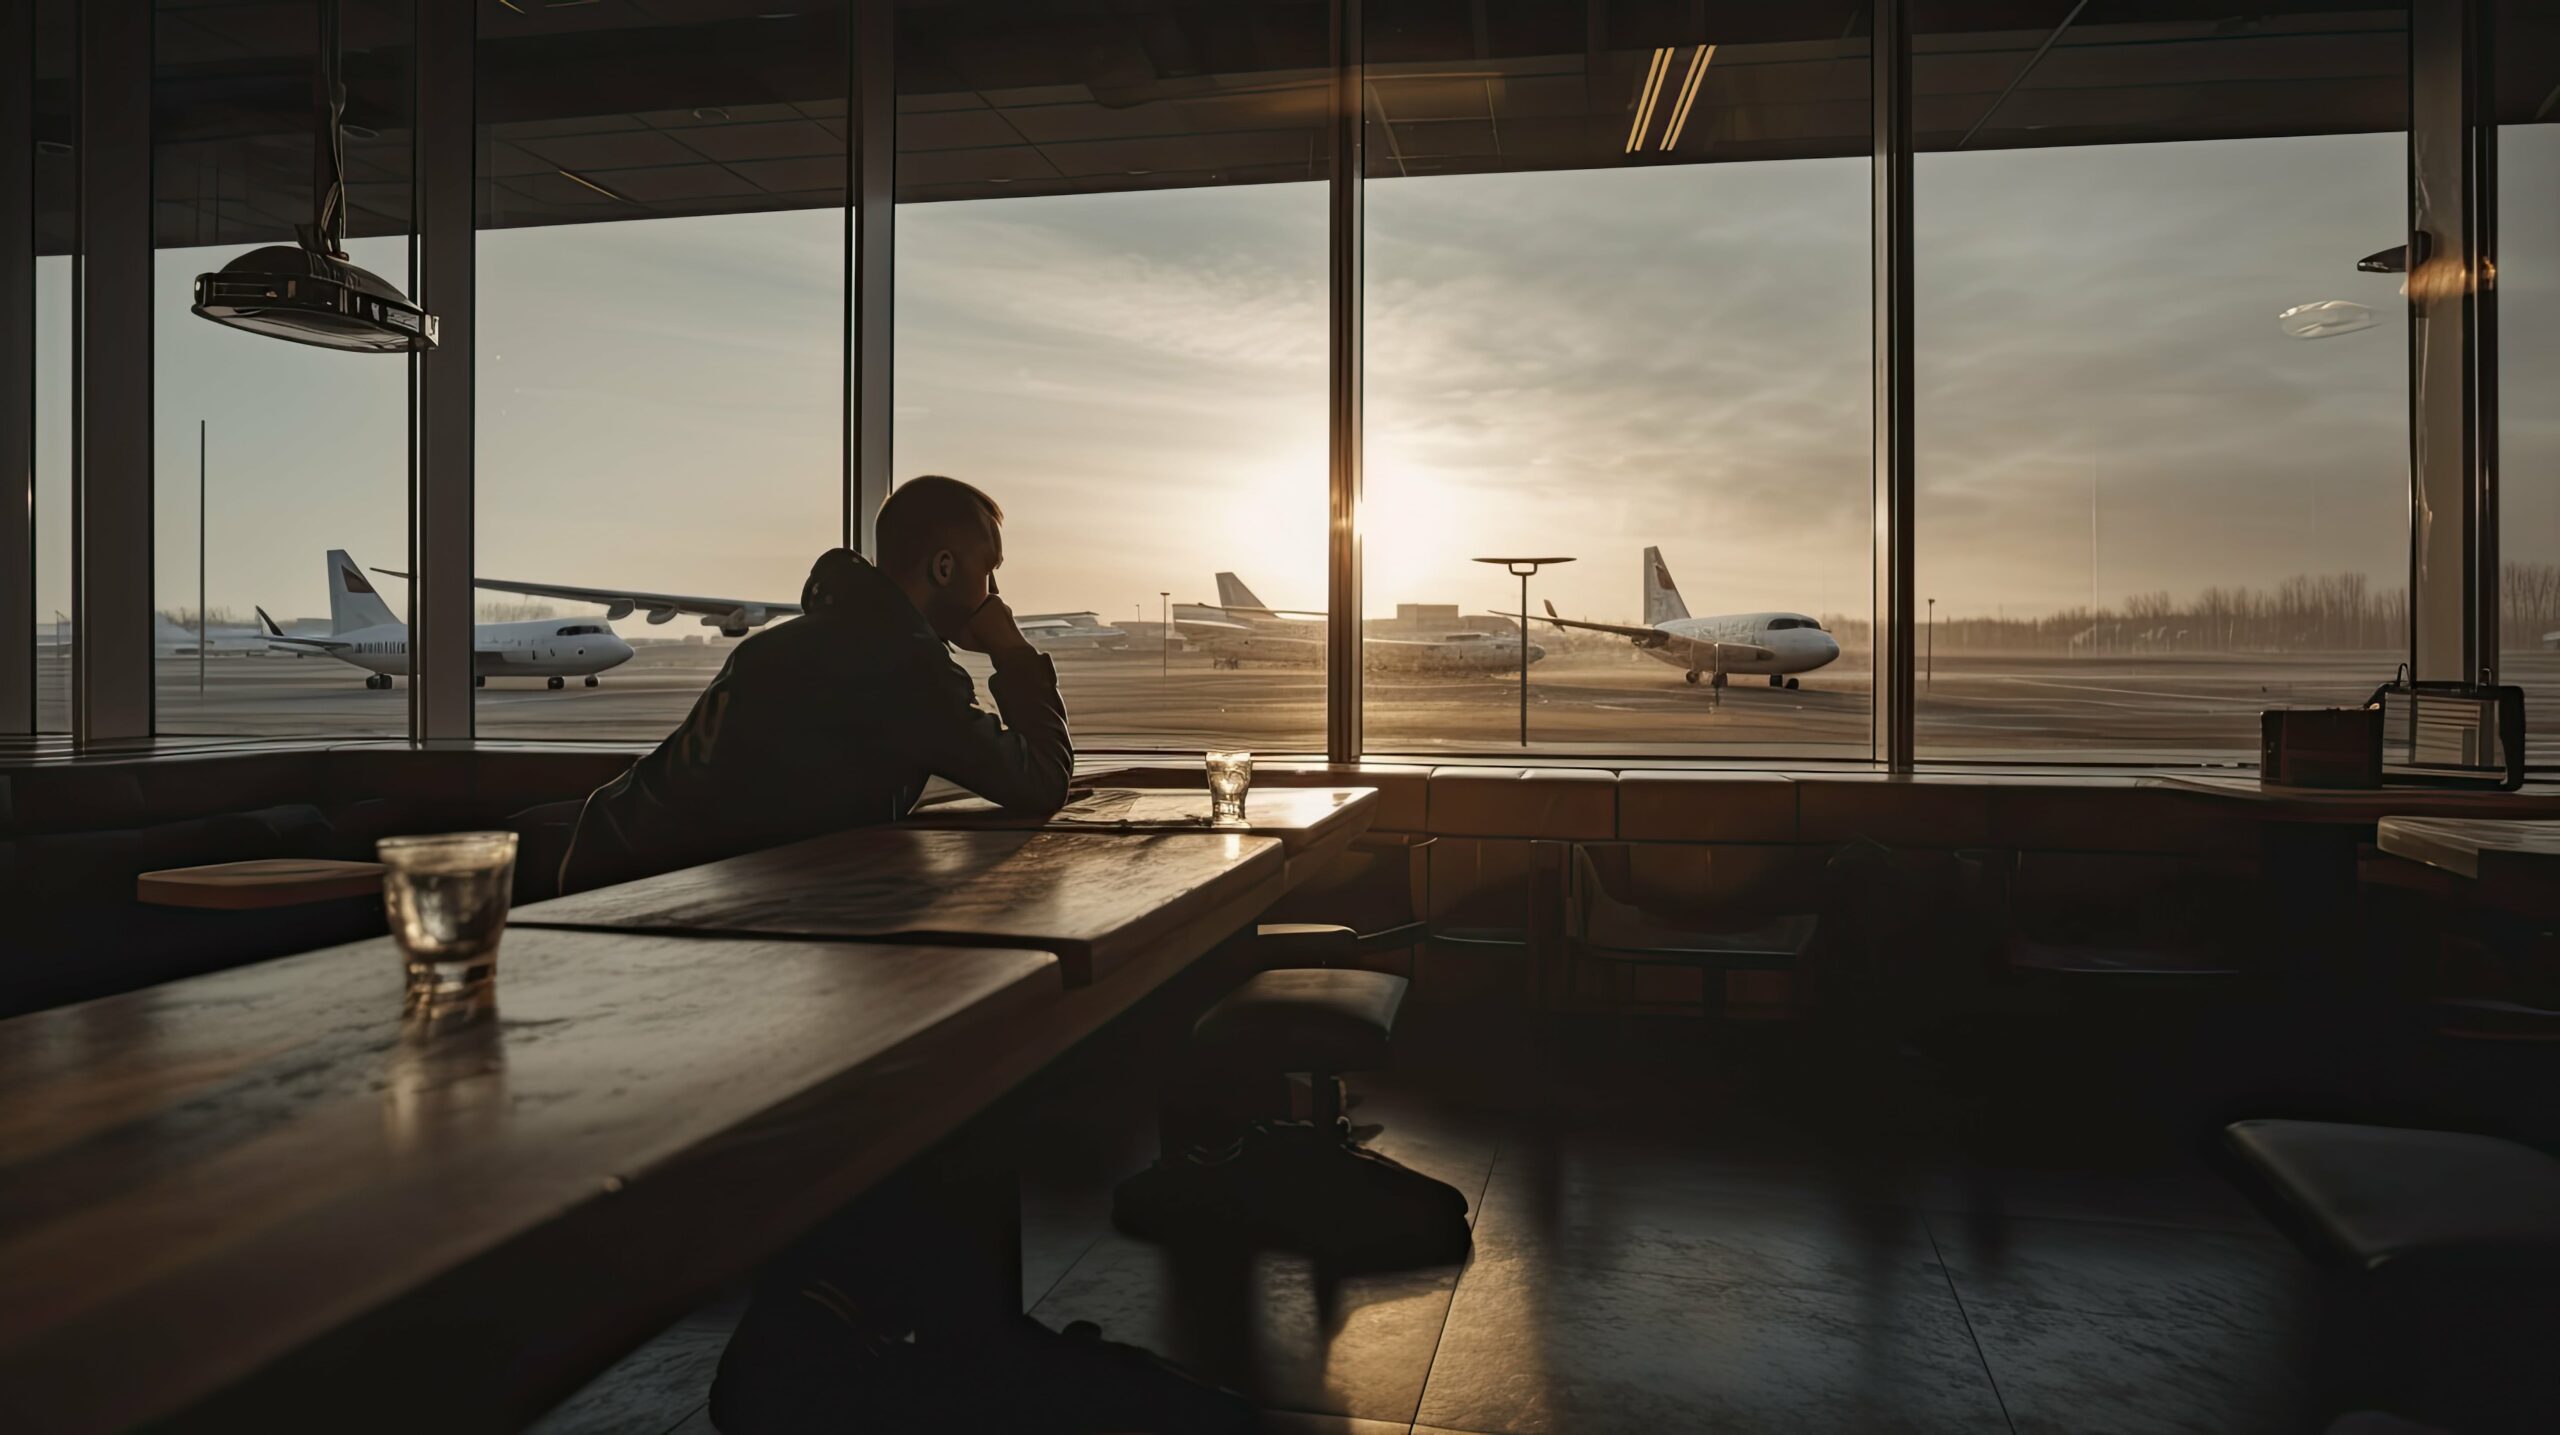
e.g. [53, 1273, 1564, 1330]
[474, 3, 848, 740]
[895, 0, 1331, 753]
[1914, 3, 2410, 761]
[1363, 2, 1873, 757]
[151, 0, 414, 737]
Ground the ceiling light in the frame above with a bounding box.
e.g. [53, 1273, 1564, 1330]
[1625, 48, 1671, 154]
[192, 0, 436, 353]
[1661, 45, 1714, 151]
[556, 168, 629, 202]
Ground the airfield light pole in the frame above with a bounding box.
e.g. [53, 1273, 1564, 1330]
[1926, 596, 1935, 689]
[1473, 556, 1574, 747]
[1159, 592, 1169, 677]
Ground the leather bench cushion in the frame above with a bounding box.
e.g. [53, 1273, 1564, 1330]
[1794, 776, 1993, 847]
[1616, 771, 1796, 842]
[1427, 767, 1615, 839]
[1193, 967, 1409, 1074]
[2226, 1119, 2560, 1276]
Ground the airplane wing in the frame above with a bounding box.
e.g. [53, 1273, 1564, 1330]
[374, 568, 801, 630]
[1518, 605, 1776, 664]
[254, 605, 349, 652]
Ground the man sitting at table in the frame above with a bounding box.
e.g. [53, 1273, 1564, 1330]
[559, 474, 1074, 894]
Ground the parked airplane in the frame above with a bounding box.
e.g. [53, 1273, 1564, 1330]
[254, 550, 636, 690]
[1527, 547, 1839, 690]
[375, 567, 1129, 651]
[1177, 573, 1540, 674]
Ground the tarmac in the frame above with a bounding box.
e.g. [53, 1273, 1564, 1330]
[54, 644, 2560, 765]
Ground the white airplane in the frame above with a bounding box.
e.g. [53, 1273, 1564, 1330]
[378, 566, 1129, 652]
[1177, 573, 1541, 674]
[254, 550, 635, 690]
[1527, 547, 1840, 691]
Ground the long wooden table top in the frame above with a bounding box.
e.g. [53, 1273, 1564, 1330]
[906, 785, 1376, 890]
[0, 929, 1060, 1434]
[2374, 816, 2560, 920]
[2144, 773, 2560, 823]
[511, 826, 1287, 986]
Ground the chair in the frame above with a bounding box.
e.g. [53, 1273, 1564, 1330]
[1112, 836, 1470, 1261]
[1564, 841, 1816, 1019]
[2224, 1119, 2560, 1432]
[1998, 851, 2251, 983]
[1250, 832, 1434, 978]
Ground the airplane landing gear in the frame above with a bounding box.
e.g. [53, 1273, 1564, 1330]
[583, 675, 599, 688]
[1769, 675, 1785, 688]
[1684, 670, 1701, 685]
[365, 673, 390, 690]
[1785, 677, 1800, 691]
[547, 676, 566, 690]
[475, 675, 486, 688]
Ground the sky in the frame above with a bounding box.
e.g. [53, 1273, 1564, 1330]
[26, 126, 2558, 640]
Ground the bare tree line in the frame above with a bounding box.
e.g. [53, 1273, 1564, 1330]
[1917, 563, 2560, 655]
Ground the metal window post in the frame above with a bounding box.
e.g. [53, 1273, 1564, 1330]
[849, 0, 894, 558]
[1871, 0, 1916, 769]
[413, 0, 474, 743]
[2406, 0, 2497, 686]
[1325, 0, 1364, 763]
[1, 0, 33, 734]
[75, 0, 153, 745]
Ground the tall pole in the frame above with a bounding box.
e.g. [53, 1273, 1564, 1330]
[1926, 595, 1935, 688]
[1159, 591, 1169, 677]
[1517, 571, 1530, 745]
[197, 421, 207, 694]
[1476, 556, 1571, 747]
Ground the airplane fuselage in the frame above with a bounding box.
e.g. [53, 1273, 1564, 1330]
[1643, 613, 1840, 676]
[320, 619, 636, 679]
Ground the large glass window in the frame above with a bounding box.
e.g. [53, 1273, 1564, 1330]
[1361, 3, 1873, 757]
[894, 0, 1333, 753]
[2498, 1, 2560, 765]
[150, 0, 414, 737]
[1913, 3, 2410, 761]
[474, 3, 847, 740]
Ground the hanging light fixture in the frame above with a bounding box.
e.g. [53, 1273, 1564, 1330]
[192, 0, 438, 353]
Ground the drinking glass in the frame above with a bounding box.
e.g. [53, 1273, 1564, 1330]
[1205, 750, 1252, 821]
[378, 832, 518, 1016]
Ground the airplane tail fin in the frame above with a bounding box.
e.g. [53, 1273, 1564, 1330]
[1214, 572, 1275, 616]
[326, 549, 398, 634]
[1642, 546, 1691, 626]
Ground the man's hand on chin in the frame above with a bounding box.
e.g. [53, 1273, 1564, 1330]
[955, 594, 1039, 665]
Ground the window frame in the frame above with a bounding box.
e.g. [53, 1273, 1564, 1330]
[15, 0, 2520, 771]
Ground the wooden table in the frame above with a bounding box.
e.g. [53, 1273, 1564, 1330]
[2376, 817, 2560, 920]
[511, 826, 1287, 987]
[135, 858, 385, 909]
[0, 929, 1060, 1434]
[905, 785, 1376, 892]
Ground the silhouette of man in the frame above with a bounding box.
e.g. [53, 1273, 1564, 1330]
[561, 474, 1072, 894]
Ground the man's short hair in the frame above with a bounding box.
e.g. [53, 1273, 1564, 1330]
[876, 475, 1003, 573]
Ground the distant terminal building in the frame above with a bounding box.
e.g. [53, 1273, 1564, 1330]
[1366, 603, 1516, 639]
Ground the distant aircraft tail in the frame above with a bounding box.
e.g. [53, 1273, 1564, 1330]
[1214, 572, 1275, 616]
[1642, 546, 1690, 626]
[326, 549, 398, 634]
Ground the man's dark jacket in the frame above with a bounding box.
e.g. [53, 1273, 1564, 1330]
[559, 549, 1072, 892]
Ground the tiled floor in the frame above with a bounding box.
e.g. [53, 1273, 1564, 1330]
[530, 1010, 2318, 1434]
